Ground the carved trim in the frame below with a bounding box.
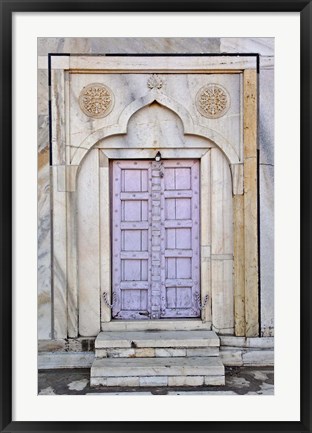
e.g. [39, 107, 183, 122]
[147, 74, 164, 90]
[71, 92, 239, 166]
[196, 84, 230, 119]
[79, 83, 114, 118]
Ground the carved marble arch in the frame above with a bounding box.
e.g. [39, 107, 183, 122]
[72, 100, 235, 332]
[70, 90, 240, 168]
[51, 60, 258, 338]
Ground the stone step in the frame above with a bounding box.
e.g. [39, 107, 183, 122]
[101, 319, 211, 332]
[91, 375, 225, 387]
[95, 330, 220, 350]
[90, 357, 225, 387]
[96, 346, 219, 358]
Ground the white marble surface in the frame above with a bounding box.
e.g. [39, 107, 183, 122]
[258, 67, 274, 337]
[91, 356, 224, 377]
[68, 73, 241, 161]
[220, 37, 274, 56]
[51, 167, 67, 339]
[38, 352, 95, 369]
[38, 115, 52, 339]
[210, 148, 234, 333]
[77, 149, 101, 336]
[37, 37, 221, 56]
[37, 37, 274, 343]
[259, 165, 274, 336]
[37, 70, 49, 115]
[259, 68, 274, 165]
[95, 330, 220, 349]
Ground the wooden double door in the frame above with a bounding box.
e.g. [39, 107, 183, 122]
[111, 159, 200, 320]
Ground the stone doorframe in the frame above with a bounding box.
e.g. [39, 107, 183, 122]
[50, 55, 258, 339]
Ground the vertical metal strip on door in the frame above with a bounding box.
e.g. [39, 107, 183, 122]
[112, 161, 152, 319]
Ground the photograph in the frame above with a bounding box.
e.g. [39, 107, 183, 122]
[38, 37, 274, 396]
[1, 3, 309, 430]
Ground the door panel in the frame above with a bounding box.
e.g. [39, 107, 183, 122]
[112, 161, 152, 319]
[111, 159, 200, 320]
[160, 160, 200, 318]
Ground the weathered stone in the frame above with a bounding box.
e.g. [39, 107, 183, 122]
[38, 352, 94, 369]
[220, 336, 274, 349]
[220, 337, 246, 347]
[186, 347, 219, 357]
[155, 348, 186, 357]
[66, 338, 95, 352]
[95, 349, 108, 358]
[38, 340, 66, 352]
[168, 376, 204, 386]
[210, 148, 234, 333]
[259, 69, 274, 165]
[107, 377, 140, 387]
[91, 357, 224, 378]
[37, 69, 49, 115]
[243, 69, 259, 338]
[139, 376, 168, 386]
[134, 348, 155, 358]
[95, 330, 220, 349]
[51, 166, 67, 339]
[233, 195, 245, 336]
[259, 165, 274, 337]
[106, 348, 135, 358]
[246, 338, 274, 349]
[220, 349, 243, 366]
[244, 157, 259, 337]
[242, 350, 274, 366]
[204, 376, 226, 386]
[77, 150, 101, 337]
[259, 70, 274, 339]
[90, 377, 107, 387]
[243, 69, 258, 159]
[220, 38, 274, 56]
[38, 37, 221, 57]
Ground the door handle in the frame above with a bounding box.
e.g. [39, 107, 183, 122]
[102, 292, 117, 308]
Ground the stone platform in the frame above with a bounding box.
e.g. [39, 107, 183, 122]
[90, 330, 225, 387]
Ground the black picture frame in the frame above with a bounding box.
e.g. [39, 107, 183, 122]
[1, 1, 311, 432]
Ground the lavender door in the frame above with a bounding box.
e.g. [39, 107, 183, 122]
[111, 159, 200, 320]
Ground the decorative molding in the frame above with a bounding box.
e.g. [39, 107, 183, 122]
[147, 74, 164, 90]
[68, 55, 258, 71]
[79, 83, 114, 118]
[71, 92, 239, 166]
[196, 84, 230, 119]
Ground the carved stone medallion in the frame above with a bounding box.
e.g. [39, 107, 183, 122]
[196, 84, 230, 119]
[79, 83, 114, 118]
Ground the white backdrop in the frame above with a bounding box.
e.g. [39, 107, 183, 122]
[13, 12, 300, 422]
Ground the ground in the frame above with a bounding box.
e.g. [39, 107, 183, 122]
[38, 367, 274, 395]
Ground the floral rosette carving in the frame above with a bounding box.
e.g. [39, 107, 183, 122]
[79, 83, 114, 118]
[196, 84, 230, 119]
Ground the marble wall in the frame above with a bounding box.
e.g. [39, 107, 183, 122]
[38, 37, 274, 340]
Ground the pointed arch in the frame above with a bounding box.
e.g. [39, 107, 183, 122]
[70, 90, 239, 166]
